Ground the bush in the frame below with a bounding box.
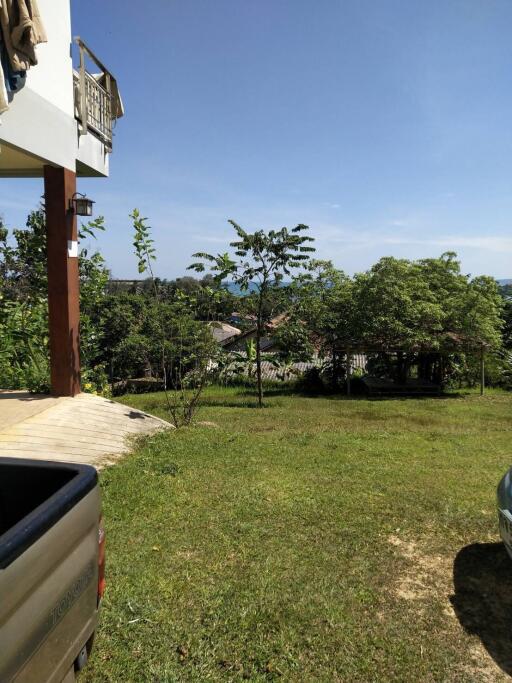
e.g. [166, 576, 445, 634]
[81, 364, 110, 396]
[296, 367, 327, 393]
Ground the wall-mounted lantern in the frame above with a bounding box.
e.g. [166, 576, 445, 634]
[69, 192, 95, 216]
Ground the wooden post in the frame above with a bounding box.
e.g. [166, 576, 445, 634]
[480, 345, 485, 397]
[346, 349, 352, 396]
[44, 166, 81, 397]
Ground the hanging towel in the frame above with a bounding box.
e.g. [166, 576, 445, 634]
[0, 0, 47, 72]
[0, 30, 9, 113]
[0, 66, 8, 113]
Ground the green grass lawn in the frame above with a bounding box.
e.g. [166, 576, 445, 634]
[82, 387, 512, 682]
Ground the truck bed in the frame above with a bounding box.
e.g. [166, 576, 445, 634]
[0, 458, 97, 569]
[0, 458, 101, 683]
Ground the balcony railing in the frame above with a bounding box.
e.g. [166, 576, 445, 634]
[73, 37, 121, 152]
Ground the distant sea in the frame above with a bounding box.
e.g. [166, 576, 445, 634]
[223, 279, 512, 295]
[222, 281, 290, 296]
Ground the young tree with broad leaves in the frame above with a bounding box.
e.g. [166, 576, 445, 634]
[189, 220, 315, 407]
[130, 209, 219, 426]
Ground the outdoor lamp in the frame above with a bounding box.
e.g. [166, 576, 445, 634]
[70, 192, 95, 216]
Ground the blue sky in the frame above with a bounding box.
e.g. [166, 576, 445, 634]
[2, 0, 512, 279]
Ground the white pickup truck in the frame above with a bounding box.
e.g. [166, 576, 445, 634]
[0, 458, 105, 683]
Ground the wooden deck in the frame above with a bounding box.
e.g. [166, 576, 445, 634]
[0, 391, 171, 468]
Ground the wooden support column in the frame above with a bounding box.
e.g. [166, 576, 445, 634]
[44, 166, 81, 397]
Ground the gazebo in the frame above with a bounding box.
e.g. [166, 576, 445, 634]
[339, 331, 490, 397]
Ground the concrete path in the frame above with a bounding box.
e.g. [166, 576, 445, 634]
[0, 392, 171, 468]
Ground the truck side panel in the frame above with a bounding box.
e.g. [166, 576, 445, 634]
[0, 488, 100, 683]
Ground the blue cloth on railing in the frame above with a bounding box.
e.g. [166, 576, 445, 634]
[6, 68, 26, 92]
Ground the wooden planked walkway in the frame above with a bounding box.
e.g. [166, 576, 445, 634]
[0, 391, 171, 468]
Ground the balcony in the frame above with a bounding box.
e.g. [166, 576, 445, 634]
[73, 37, 123, 152]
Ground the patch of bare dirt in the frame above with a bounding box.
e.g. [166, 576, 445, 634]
[387, 533, 451, 603]
[458, 645, 509, 683]
[387, 534, 511, 682]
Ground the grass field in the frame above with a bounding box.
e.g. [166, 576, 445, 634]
[82, 387, 512, 682]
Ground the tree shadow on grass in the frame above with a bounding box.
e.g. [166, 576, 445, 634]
[228, 386, 464, 401]
[201, 387, 467, 407]
[198, 397, 276, 409]
[237, 386, 297, 398]
[331, 393, 466, 401]
[238, 381, 468, 401]
[451, 542, 512, 676]
[287, 390, 467, 401]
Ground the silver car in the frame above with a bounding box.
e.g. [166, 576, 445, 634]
[497, 468, 512, 558]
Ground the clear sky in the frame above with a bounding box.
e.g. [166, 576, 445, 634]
[2, 0, 512, 279]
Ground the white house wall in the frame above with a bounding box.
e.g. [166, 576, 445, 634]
[77, 133, 109, 178]
[23, 0, 74, 117]
[0, 0, 109, 178]
[0, 87, 76, 175]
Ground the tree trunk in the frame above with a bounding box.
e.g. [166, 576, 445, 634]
[256, 291, 264, 408]
[332, 344, 338, 387]
[396, 351, 405, 383]
[418, 354, 427, 381]
[256, 334, 263, 407]
[439, 354, 445, 387]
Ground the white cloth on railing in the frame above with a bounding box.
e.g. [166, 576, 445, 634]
[0, 21, 8, 113]
[92, 72, 125, 119]
[0, 0, 47, 72]
[0, 66, 8, 113]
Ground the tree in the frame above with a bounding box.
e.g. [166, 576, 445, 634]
[0, 212, 50, 390]
[189, 220, 315, 406]
[291, 260, 357, 386]
[130, 209, 218, 425]
[159, 275, 236, 321]
[353, 257, 444, 352]
[0, 209, 110, 392]
[457, 275, 503, 349]
[273, 318, 315, 364]
[77, 217, 110, 390]
[0, 210, 47, 302]
[291, 253, 504, 389]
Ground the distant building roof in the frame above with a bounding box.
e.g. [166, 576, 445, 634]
[267, 312, 289, 330]
[230, 312, 257, 322]
[240, 360, 318, 381]
[222, 313, 292, 351]
[209, 322, 242, 345]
